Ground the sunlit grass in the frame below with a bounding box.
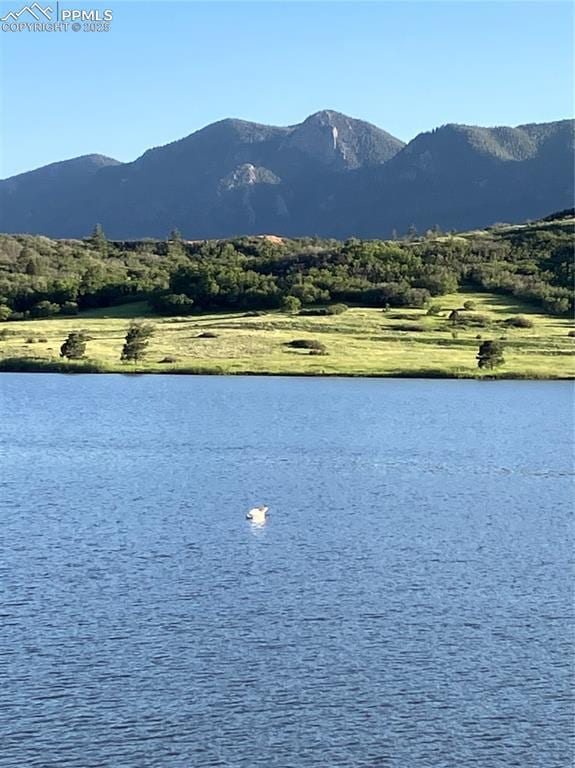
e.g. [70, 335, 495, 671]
[1, 291, 573, 378]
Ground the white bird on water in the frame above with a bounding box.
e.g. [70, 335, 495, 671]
[246, 505, 269, 523]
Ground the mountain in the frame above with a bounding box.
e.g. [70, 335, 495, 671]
[0, 154, 122, 238]
[0, 112, 572, 239]
[332, 119, 575, 237]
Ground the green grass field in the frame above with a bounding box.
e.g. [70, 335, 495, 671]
[1, 291, 573, 378]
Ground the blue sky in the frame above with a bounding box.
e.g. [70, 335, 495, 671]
[1, 1, 573, 177]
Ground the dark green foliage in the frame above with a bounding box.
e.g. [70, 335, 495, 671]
[542, 209, 574, 222]
[449, 309, 460, 325]
[477, 340, 505, 369]
[31, 300, 60, 318]
[61, 301, 79, 315]
[504, 315, 534, 328]
[463, 300, 476, 310]
[152, 293, 195, 315]
[392, 323, 426, 332]
[0, 357, 106, 373]
[459, 313, 491, 327]
[0, 216, 571, 323]
[468, 220, 574, 315]
[426, 304, 442, 316]
[286, 339, 327, 353]
[90, 224, 107, 251]
[300, 303, 348, 316]
[0, 305, 12, 321]
[60, 331, 88, 360]
[568, 330, 575, 338]
[280, 295, 301, 314]
[121, 322, 154, 363]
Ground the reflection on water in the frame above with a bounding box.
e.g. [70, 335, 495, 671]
[0, 375, 573, 768]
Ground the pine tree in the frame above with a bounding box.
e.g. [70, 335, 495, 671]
[90, 223, 107, 251]
[477, 340, 505, 369]
[407, 224, 418, 241]
[121, 322, 155, 363]
[168, 228, 183, 242]
[60, 331, 88, 360]
[449, 309, 460, 326]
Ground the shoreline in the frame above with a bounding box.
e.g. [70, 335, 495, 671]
[0, 359, 572, 381]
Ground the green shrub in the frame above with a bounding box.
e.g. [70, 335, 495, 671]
[327, 303, 348, 315]
[392, 323, 426, 332]
[286, 339, 327, 352]
[280, 295, 302, 314]
[61, 301, 79, 316]
[300, 303, 348, 316]
[31, 300, 60, 318]
[152, 293, 195, 316]
[459, 313, 491, 327]
[504, 315, 534, 328]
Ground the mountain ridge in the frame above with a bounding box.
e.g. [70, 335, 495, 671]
[1, 111, 572, 239]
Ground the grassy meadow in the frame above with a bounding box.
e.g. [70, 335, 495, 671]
[0, 290, 573, 379]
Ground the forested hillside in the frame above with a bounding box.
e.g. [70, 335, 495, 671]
[0, 214, 572, 322]
[1, 112, 572, 239]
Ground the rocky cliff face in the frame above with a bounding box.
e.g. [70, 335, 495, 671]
[280, 110, 403, 170]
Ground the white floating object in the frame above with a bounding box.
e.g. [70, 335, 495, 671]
[246, 505, 269, 523]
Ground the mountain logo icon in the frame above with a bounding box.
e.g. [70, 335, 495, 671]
[1, 3, 53, 21]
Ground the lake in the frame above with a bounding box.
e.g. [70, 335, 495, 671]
[0, 375, 573, 767]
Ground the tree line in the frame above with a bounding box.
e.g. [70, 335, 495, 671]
[0, 217, 572, 320]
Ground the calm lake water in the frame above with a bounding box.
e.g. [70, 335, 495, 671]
[0, 375, 573, 767]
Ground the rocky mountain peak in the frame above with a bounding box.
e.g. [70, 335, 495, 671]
[282, 110, 404, 170]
